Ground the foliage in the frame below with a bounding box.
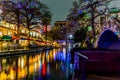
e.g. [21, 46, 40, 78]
[74, 27, 88, 43]
[48, 28, 64, 41]
[67, 0, 112, 43]
[0, 0, 52, 30]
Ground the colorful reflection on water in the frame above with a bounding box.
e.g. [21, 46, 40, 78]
[0, 48, 69, 80]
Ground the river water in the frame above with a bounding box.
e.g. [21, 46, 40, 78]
[0, 47, 71, 80]
[1, 47, 120, 80]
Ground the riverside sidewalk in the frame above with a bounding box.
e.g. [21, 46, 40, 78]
[0, 47, 53, 57]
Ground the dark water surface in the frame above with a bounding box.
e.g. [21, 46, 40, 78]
[0, 48, 71, 80]
[1, 48, 120, 80]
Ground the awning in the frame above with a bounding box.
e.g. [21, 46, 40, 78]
[27, 38, 33, 40]
[2, 35, 11, 40]
[12, 36, 20, 40]
[21, 37, 27, 40]
[20, 37, 33, 40]
[36, 39, 42, 41]
[0, 36, 2, 40]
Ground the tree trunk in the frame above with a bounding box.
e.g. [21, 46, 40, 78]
[27, 20, 31, 50]
[91, 2, 95, 44]
[16, 13, 20, 45]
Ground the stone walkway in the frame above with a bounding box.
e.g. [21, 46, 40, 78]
[85, 74, 120, 80]
[70, 73, 120, 80]
[0, 47, 53, 57]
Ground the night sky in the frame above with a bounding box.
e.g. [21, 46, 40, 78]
[41, 0, 120, 26]
[41, 0, 76, 26]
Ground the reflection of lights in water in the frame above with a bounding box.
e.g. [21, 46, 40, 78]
[56, 64, 58, 70]
[39, 60, 42, 69]
[42, 62, 46, 76]
[47, 56, 49, 62]
[18, 58, 20, 67]
[46, 50, 49, 55]
[20, 68, 26, 78]
[60, 62, 65, 71]
[42, 58, 45, 64]
[40, 54, 41, 59]
[56, 48, 66, 62]
[29, 64, 34, 74]
[48, 51, 53, 62]
[53, 49, 56, 60]
[34, 56, 37, 62]
[9, 68, 15, 80]
[0, 48, 69, 80]
[34, 62, 37, 72]
[47, 63, 50, 76]
[18, 56, 27, 78]
[68, 43, 71, 52]
[0, 64, 1, 72]
[63, 48, 66, 60]
[29, 56, 33, 64]
[0, 68, 15, 80]
[21, 58, 24, 69]
[18, 56, 26, 69]
[38, 55, 40, 60]
[0, 71, 7, 80]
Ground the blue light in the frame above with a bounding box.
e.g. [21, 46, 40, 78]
[78, 9, 82, 14]
[84, 0, 87, 2]
[69, 34, 73, 38]
[115, 31, 119, 36]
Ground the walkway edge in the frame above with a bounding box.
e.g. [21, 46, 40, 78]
[0, 47, 53, 57]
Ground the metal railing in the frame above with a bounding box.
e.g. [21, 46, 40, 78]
[70, 51, 88, 80]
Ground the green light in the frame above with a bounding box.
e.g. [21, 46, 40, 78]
[88, 26, 92, 31]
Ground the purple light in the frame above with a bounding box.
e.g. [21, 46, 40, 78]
[19, 16, 22, 19]
[31, 2, 36, 5]
[17, 2, 23, 8]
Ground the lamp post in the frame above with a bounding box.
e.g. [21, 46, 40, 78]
[67, 34, 74, 51]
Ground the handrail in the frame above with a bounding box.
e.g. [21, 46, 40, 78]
[72, 52, 88, 80]
[75, 52, 88, 60]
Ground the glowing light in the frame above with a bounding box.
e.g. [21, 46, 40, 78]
[21, 58, 24, 68]
[88, 26, 92, 31]
[41, 62, 46, 76]
[2, 59, 6, 64]
[78, 9, 82, 14]
[9, 68, 15, 80]
[0, 71, 7, 80]
[34, 62, 37, 72]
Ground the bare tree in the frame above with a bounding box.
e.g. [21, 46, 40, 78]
[67, 0, 112, 43]
[0, 0, 52, 45]
[0, 0, 23, 44]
